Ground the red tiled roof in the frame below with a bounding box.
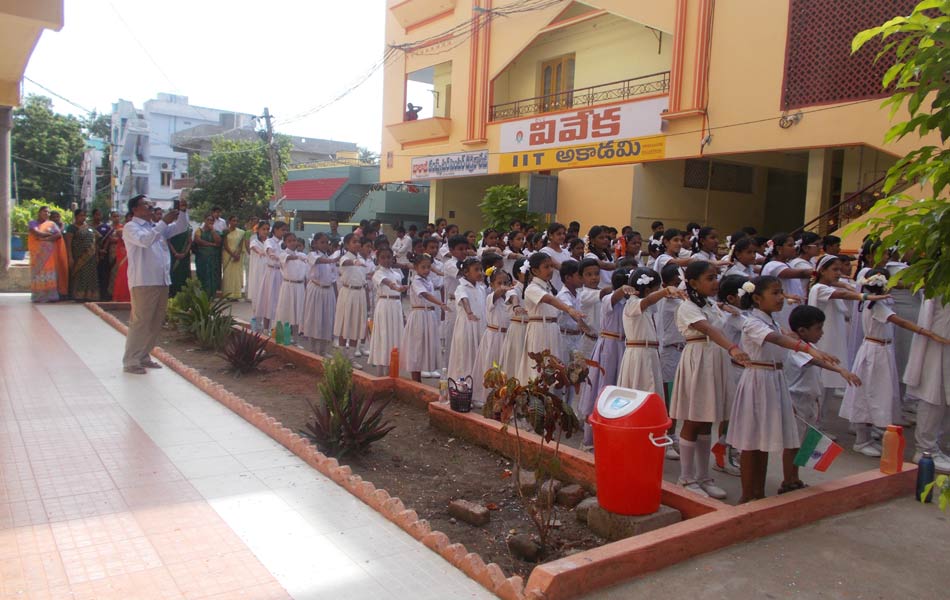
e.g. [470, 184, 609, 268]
[282, 177, 348, 201]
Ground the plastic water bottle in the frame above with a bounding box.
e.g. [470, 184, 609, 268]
[250, 317, 258, 332]
[916, 452, 936, 503]
[283, 322, 292, 345]
[275, 321, 284, 344]
[438, 368, 449, 404]
[389, 347, 400, 378]
[879, 425, 905, 474]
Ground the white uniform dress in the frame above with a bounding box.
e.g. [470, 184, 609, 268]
[721, 308, 748, 414]
[583, 251, 613, 289]
[400, 276, 441, 373]
[247, 236, 266, 303]
[723, 262, 755, 279]
[808, 283, 848, 388]
[502, 248, 525, 276]
[499, 283, 527, 379]
[333, 251, 368, 342]
[556, 287, 583, 364]
[658, 297, 685, 384]
[617, 297, 663, 395]
[540, 245, 573, 291]
[253, 237, 282, 323]
[670, 300, 731, 423]
[367, 267, 405, 367]
[301, 251, 336, 341]
[471, 290, 510, 408]
[727, 310, 799, 452]
[839, 302, 900, 427]
[577, 294, 626, 445]
[447, 279, 487, 381]
[905, 300, 950, 454]
[275, 250, 308, 328]
[847, 267, 872, 368]
[577, 287, 603, 358]
[785, 349, 821, 440]
[761, 259, 806, 329]
[516, 280, 561, 383]
[442, 258, 460, 364]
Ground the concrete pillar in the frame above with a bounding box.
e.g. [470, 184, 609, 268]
[804, 148, 833, 225]
[428, 180, 441, 223]
[0, 106, 12, 271]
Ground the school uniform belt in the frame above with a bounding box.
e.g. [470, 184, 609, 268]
[685, 336, 709, 343]
[282, 278, 304, 284]
[510, 317, 528, 324]
[487, 324, 509, 333]
[560, 328, 581, 336]
[600, 331, 622, 340]
[307, 281, 333, 288]
[343, 284, 364, 290]
[865, 336, 892, 345]
[448, 295, 456, 300]
[378, 295, 401, 300]
[742, 360, 784, 370]
[626, 340, 660, 348]
[529, 317, 558, 323]
[584, 332, 598, 341]
[412, 306, 436, 311]
[267, 264, 280, 270]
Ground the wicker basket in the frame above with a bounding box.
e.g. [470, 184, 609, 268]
[448, 376, 473, 413]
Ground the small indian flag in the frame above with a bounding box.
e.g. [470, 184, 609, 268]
[794, 426, 843, 471]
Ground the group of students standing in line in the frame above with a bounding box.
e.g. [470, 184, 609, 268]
[247, 216, 950, 503]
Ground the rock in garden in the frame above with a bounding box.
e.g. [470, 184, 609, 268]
[507, 533, 540, 562]
[556, 483, 587, 508]
[575, 497, 599, 523]
[538, 479, 562, 507]
[517, 469, 537, 495]
[448, 499, 490, 526]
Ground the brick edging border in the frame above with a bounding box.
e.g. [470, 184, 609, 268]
[84, 302, 529, 600]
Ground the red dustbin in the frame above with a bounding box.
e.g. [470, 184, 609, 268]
[588, 385, 672, 515]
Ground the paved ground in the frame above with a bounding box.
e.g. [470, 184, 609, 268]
[6, 294, 948, 600]
[1, 295, 490, 600]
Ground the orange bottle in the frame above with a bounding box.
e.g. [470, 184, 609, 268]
[880, 424, 905, 474]
[389, 347, 400, 378]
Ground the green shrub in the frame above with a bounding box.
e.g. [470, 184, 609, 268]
[167, 278, 234, 349]
[478, 185, 544, 233]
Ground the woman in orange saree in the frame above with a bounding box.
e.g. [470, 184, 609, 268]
[28, 206, 68, 303]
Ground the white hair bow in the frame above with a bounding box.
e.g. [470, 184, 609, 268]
[858, 273, 888, 287]
[737, 281, 756, 297]
[636, 274, 654, 286]
[519, 261, 530, 275]
[794, 239, 802, 251]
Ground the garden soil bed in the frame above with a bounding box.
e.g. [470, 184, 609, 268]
[109, 310, 604, 578]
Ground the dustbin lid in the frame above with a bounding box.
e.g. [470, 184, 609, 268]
[592, 385, 669, 426]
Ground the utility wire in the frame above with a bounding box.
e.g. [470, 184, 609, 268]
[22, 77, 95, 115]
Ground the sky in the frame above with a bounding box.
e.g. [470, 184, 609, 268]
[24, 0, 388, 151]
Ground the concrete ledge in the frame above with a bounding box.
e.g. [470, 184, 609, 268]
[525, 466, 917, 599]
[0, 264, 30, 292]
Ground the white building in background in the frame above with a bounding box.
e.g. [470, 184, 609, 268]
[79, 137, 106, 210]
[111, 93, 256, 208]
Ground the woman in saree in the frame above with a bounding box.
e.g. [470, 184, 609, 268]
[168, 219, 193, 297]
[28, 206, 67, 303]
[110, 213, 132, 302]
[98, 211, 120, 300]
[64, 208, 100, 302]
[221, 216, 245, 300]
[194, 213, 222, 296]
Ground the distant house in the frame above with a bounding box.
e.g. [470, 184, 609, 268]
[170, 125, 358, 167]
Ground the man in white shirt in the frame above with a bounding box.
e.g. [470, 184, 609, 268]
[212, 206, 227, 233]
[122, 194, 190, 374]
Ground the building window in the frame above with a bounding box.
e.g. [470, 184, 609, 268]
[161, 171, 173, 187]
[540, 54, 575, 113]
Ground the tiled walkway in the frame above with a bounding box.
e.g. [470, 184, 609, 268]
[1, 295, 491, 600]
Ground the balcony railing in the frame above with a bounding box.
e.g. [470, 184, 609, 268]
[490, 71, 670, 121]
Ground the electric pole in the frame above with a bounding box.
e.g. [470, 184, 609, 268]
[262, 108, 283, 217]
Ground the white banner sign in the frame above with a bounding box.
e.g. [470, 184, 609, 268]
[498, 96, 668, 154]
[411, 150, 489, 180]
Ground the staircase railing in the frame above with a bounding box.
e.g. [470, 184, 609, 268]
[792, 174, 892, 237]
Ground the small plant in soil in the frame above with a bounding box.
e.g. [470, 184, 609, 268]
[167, 278, 234, 349]
[302, 351, 395, 458]
[221, 329, 273, 374]
[482, 350, 587, 560]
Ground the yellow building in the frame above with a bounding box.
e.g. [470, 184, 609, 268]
[1, 0, 64, 270]
[380, 0, 939, 247]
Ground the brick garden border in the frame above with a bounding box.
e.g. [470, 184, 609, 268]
[86, 302, 918, 600]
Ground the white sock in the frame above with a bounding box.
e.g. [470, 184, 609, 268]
[855, 423, 872, 445]
[679, 439, 696, 483]
[695, 434, 712, 481]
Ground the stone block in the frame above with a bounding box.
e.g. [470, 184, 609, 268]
[556, 483, 586, 508]
[517, 469, 537, 495]
[507, 533, 540, 562]
[586, 504, 682, 542]
[574, 497, 599, 523]
[538, 479, 562, 507]
[448, 499, 490, 526]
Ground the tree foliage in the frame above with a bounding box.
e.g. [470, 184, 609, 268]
[849, 0, 950, 302]
[358, 146, 380, 165]
[188, 137, 289, 221]
[11, 95, 85, 208]
[478, 185, 544, 233]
